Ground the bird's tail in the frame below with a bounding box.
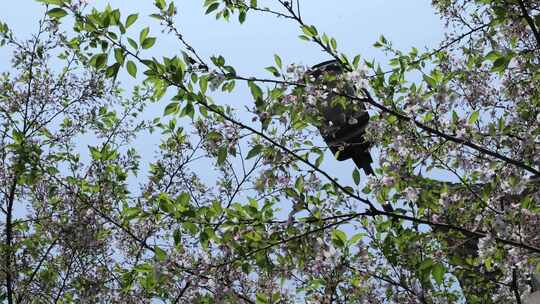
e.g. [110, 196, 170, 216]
[352, 150, 374, 175]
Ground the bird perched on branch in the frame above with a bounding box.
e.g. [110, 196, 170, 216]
[306, 60, 374, 175]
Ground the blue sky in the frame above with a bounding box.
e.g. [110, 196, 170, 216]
[1, 1, 444, 75]
[0, 0, 446, 193]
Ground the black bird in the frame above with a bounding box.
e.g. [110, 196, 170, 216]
[307, 60, 374, 175]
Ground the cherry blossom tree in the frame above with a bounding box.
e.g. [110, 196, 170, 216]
[1, 0, 539, 303]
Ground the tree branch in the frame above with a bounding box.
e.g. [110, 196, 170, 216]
[516, 0, 540, 48]
[511, 268, 522, 304]
[4, 176, 17, 304]
[173, 281, 191, 304]
[213, 214, 360, 268]
[17, 238, 59, 303]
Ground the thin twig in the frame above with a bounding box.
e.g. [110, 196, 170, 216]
[17, 238, 59, 302]
[511, 268, 522, 304]
[173, 281, 191, 303]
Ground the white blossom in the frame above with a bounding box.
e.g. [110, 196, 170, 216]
[322, 244, 338, 260]
[492, 214, 507, 235]
[439, 192, 451, 208]
[477, 234, 496, 259]
[456, 128, 466, 138]
[404, 187, 420, 202]
[381, 176, 395, 186]
[306, 94, 316, 105]
[344, 64, 369, 90]
[208, 70, 225, 91]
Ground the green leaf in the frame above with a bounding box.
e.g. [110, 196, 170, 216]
[183, 222, 198, 234]
[163, 102, 178, 116]
[485, 50, 500, 61]
[352, 55, 361, 67]
[106, 63, 121, 78]
[419, 258, 434, 271]
[246, 144, 263, 159]
[468, 110, 480, 125]
[159, 197, 175, 213]
[350, 232, 365, 245]
[154, 246, 167, 261]
[432, 263, 446, 285]
[47, 8, 68, 19]
[295, 176, 304, 192]
[141, 37, 156, 49]
[423, 74, 437, 88]
[93, 53, 108, 68]
[167, 2, 176, 16]
[123, 207, 140, 220]
[352, 169, 360, 185]
[452, 110, 459, 125]
[181, 101, 194, 118]
[173, 229, 182, 246]
[139, 27, 150, 43]
[127, 37, 138, 50]
[126, 60, 137, 77]
[155, 0, 166, 9]
[125, 13, 138, 28]
[330, 38, 337, 50]
[177, 192, 190, 205]
[265, 66, 280, 77]
[386, 115, 397, 124]
[274, 54, 282, 68]
[199, 76, 208, 94]
[114, 48, 125, 65]
[491, 56, 509, 73]
[217, 147, 227, 165]
[205, 2, 219, 14]
[331, 229, 347, 247]
[89, 146, 101, 160]
[431, 69, 443, 83]
[256, 293, 269, 304]
[239, 10, 246, 23]
[315, 153, 324, 167]
[422, 112, 434, 122]
[248, 81, 263, 100]
[301, 25, 317, 37]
